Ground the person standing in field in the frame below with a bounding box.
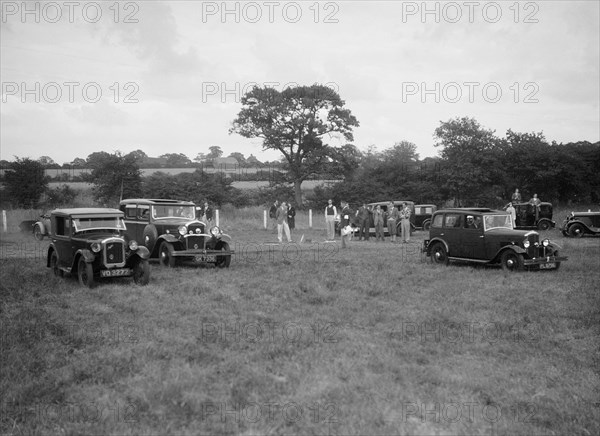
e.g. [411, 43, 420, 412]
[505, 202, 517, 225]
[277, 201, 291, 243]
[287, 202, 296, 230]
[386, 202, 399, 243]
[324, 199, 337, 241]
[400, 202, 412, 243]
[356, 203, 371, 241]
[373, 204, 385, 241]
[269, 200, 279, 233]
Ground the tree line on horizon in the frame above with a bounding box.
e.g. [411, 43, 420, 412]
[1, 84, 598, 209]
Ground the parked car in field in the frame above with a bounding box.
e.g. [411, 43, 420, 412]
[46, 208, 151, 287]
[560, 211, 600, 237]
[119, 199, 233, 267]
[512, 202, 555, 230]
[33, 213, 51, 240]
[413, 204, 437, 230]
[423, 208, 567, 271]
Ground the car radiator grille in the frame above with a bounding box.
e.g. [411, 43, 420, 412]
[104, 240, 125, 265]
[186, 235, 204, 250]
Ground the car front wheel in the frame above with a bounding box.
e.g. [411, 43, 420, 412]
[159, 242, 177, 267]
[34, 224, 44, 241]
[430, 242, 449, 266]
[50, 251, 63, 277]
[568, 223, 585, 238]
[78, 258, 95, 288]
[423, 221, 431, 231]
[214, 241, 231, 268]
[133, 258, 151, 285]
[501, 250, 524, 271]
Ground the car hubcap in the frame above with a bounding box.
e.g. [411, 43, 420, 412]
[507, 258, 514, 267]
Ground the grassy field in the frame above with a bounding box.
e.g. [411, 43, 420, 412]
[1, 209, 599, 435]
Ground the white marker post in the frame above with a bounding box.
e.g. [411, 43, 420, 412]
[2, 210, 6, 233]
[215, 209, 220, 227]
[264, 210, 267, 229]
[309, 209, 312, 229]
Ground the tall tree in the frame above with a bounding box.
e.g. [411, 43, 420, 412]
[160, 153, 192, 167]
[4, 157, 49, 208]
[87, 152, 142, 206]
[207, 146, 223, 159]
[434, 117, 502, 205]
[230, 84, 359, 205]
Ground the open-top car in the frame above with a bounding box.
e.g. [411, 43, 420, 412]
[512, 202, 555, 230]
[423, 208, 567, 271]
[560, 211, 600, 237]
[46, 208, 151, 287]
[119, 199, 233, 267]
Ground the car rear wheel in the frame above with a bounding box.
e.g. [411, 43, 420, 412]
[423, 221, 431, 231]
[78, 258, 95, 288]
[133, 258, 151, 285]
[537, 220, 551, 231]
[501, 250, 524, 271]
[34, 224, 44, 241]
[430, 242, 448, 266]
[159, 242, 177, 267]
[50, 251, 63, 277]
[568, 223, 585, 238]
[215, 241, 231, 268]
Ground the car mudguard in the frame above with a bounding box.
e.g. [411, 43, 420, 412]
[75, 249, 95, 264]
[46, 246, 56, 267]
[135, 245, 151, 260]
[426, 237, 449, 255]
[158, 234, 180, 244]
[493, 245, 526, 262]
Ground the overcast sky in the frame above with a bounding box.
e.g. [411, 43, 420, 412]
[1, 0, 598, 165]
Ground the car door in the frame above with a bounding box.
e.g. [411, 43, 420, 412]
[53, 215, 74, 268]
[458, 214, 485, 259]
[442, 213, 463, 257]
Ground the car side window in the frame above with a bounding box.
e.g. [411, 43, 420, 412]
[54, 216, 70, 236]
[431, 214, 443, 228]
[138, 206, 150, 220]
[444, 214, 462, 228]
[125, 206, 137, 219]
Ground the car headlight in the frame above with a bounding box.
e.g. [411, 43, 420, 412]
[91, 242, 101, 253]
[523, 240, 530, 248]
[542, 239, 549, 247]
[210, 226, 221, 237]
[196, 228, 201, 234]
[129, 240, 138, 250]
[178, 225, 187, 235]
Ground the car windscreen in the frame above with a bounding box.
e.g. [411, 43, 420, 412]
[73, 217, 126, 232]
[151, 205, 195, 219]
[483, 214, 513, 231]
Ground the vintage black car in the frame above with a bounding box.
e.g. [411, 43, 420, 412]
[413, 204, 437, 230]
[423, 208, 567, 271]
[46, 208, 151, 287]
[512, 202, 555, 230]
[33, 213, 51, 240]
[560, 211, 600, 237]
[119, 199, 233, 267]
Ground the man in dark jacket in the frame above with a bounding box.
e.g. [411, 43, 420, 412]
[356, 203, 371, 241]
[269, 200, 279, 233]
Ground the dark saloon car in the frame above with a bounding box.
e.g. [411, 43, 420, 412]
[413, 204, 437, 230]
[119, 199, 233, 267]
[560, 211, 600, 237]
[46, 208, 151, 288]
[512, 202, 555, 230]
[423, 208, 567, 271]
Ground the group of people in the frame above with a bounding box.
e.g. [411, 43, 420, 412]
[505, 189, 543, 223]
[329, 200, 412, 248]
[196, 201, 213, 222]
[269, 200, 296, 243]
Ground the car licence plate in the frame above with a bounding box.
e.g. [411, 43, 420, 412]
[194, 255, 217, 262]
[540, 263, 556, 270]
[101, 268, 132, 277]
